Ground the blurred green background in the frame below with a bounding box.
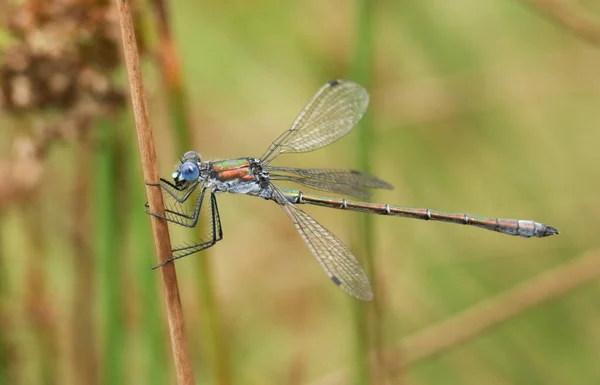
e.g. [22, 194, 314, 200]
[1, 1, 599, 384]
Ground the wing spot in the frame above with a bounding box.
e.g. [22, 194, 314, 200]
[328, 79, 340, 87]
[331, 275, 342, 286]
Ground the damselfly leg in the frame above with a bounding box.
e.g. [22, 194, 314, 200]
[145, 185, 208, 228]
[151, 190, 223, 269]
[146, 178, 200, 203]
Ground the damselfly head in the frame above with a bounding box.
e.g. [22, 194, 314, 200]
[172, 151, 203, 187]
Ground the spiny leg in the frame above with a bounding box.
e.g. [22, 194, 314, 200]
[171, 193, 223, 254]
[146, 178, 200, 203]
[144, 202, 196, 224]
[152, 192, 223, 269]
[145, 185, 206, 227]
[212, 192, 223, 240]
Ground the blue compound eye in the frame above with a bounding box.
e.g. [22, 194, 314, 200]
[180, 161, 199, 181]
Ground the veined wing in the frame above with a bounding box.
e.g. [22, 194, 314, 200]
[260, 80, 369, 164]
[271, 187, 373, 300]
[266, 166, 393, 199]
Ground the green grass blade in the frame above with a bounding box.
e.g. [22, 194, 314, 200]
[351, 1, 379, 384]
[95, 118, 124, 385]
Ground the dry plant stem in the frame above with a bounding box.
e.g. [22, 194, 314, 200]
[71, 138, 98, 385]
[522, 0, 600, 46]
[152, 0, 184, 93]
[115, 0, 194, 384]
[401, 251, 600, 364]
[308, 251, 600, 385]
[151, 0, 189, 149]
[24, 199, 58, 385]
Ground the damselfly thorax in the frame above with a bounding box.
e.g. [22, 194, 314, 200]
[146, 79, 559, 301]
[207, 158, 272, 199]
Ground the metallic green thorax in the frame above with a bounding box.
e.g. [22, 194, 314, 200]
[211, 158, 250, 171]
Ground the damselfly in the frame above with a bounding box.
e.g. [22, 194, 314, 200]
[146, 80, 559, 301]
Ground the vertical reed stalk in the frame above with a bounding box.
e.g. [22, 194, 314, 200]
[72, 134, 98, 385]
[95, 117, 124, 385]
[0, 216, 13, 384]
[149, 1, 231, 384]
[351, 1, 386, 384]
[151, 0, 191, 150]
[115, 0, 195, 383]
[24, 197, 57, 385]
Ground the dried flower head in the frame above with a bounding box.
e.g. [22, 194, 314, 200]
[1, 0, 127, 112]
[0, 0, 143, 207]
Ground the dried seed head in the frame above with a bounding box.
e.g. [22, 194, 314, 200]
[0, 0, 134, 113]
[0, 0, 145, 207]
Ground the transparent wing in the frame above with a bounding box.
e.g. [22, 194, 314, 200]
[272, 187, 373, 300]
[266, 166, 393, 199]
[260, 80, 369, 164]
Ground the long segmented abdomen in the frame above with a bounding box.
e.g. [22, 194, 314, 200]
[279, 189, 559, 238]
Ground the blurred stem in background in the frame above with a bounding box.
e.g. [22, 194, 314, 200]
[24, 196, 58, 385]
[149, 0, 190, 149]
[351, 0, 386, 384]
[71, 133, 98, 385]
[0, 215, 12, 384]
[148, 1, 231, 384]
[95, 117, 125, 385]
[520, 0, 600, 46]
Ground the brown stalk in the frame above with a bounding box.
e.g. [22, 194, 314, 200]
[71, 133, 98, 385]
[521, 0, 600, 46]
[401, 250, 600, 364]
[152, 0, 185, 97]
[114, 1, 194, 384]
[24, 196, 59, 385]
[308, 250, 600, 385]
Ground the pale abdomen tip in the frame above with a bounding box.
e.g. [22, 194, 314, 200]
[541, 225, 560, 237]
